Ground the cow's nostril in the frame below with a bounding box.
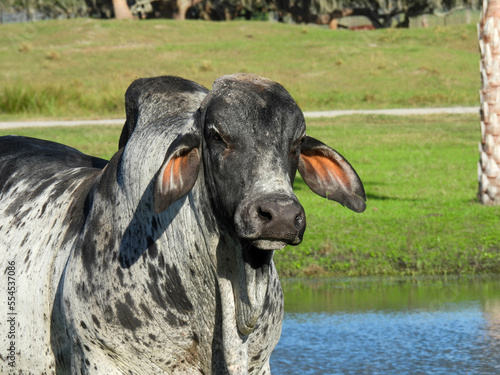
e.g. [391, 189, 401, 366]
[257, 207, 273, 223]
[294, 211, 304, 230]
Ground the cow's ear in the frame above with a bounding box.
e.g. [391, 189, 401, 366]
[154, 134, 200, 213]
[298, 136, 366, 213]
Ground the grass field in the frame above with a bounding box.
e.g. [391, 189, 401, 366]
[1, 114, 498, 277]
[0, 19, 479, 120]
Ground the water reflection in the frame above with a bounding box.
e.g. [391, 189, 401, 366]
[271, 276, 500, 375]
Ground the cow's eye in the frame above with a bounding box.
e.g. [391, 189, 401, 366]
[210, 129, 227, 148]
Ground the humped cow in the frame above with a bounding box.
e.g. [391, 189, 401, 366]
[0, 73, 366, 374]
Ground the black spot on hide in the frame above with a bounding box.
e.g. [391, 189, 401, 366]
[147, 266, 167, 310]
[146, 263, 194, 317]
[164, 264, 194, 313]
[91, 315, 101, 329]
[121, 258, 131, 269]
[104, 305, 114, 323]
[32, 176, 56, 197]
[148, 263, 160, 284]
[81, 232, 97, 278]
[124, 292, 135, 308]
[151, 216, 158, 232]
[12, 208, 29, 224]
[76, 282, 90, 301]
[116, 267, 124, 286]
[158, 252, 165, 269]
[115, 301, 142, 331]
[20, 233, 31, 248]
[147, 236, 158, 259]
[140, 303, 154, 320]
[262, 292, 271, 313]
[23, 248, 31, 263]
[165, 311, 181, 326]
[40, 202, 48, 217]
[80, 321, 87, 330]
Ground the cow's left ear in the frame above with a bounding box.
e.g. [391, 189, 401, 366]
[154, 134, 201, 213]
[298, 136, 366, 213]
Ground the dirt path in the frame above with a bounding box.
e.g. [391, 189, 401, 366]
[0, 107, 479, 130]
[303, 106, 479, 118]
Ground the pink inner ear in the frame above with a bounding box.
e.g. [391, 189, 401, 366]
[300, 152, 350, 187]
[162, 150, 198, 193]
[154, 147, 200, 214]
[162, 156, 181, 191]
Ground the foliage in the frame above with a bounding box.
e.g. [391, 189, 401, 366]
[174, 0, 478, 23]
[0, 0, 88, 18]
[0, 0, 479, 23]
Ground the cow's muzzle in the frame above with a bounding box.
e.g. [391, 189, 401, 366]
[235, 195, 306, 252]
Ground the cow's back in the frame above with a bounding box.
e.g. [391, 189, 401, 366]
[0, 135, 106, 373]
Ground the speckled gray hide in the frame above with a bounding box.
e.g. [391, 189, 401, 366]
[0, 74, 366, 375]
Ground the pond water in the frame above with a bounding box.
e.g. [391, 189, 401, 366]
[270, 276, 500, 375]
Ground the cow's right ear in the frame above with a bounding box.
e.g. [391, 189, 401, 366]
[154, 134, 200, 213]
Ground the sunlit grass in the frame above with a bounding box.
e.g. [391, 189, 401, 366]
[0, 19, 479, 120]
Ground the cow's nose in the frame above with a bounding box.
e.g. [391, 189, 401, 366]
[251, 198, 306, 245]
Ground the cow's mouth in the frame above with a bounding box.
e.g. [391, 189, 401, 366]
[251, 239, 287, 251]
[243, 242, 278, 269]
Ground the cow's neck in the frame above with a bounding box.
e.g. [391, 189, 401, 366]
[195, 167, 274, 374]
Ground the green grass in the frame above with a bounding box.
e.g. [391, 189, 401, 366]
[0, 19, 479, 120]
[1, 114, 498, 277]
[0, 125, 122, 159]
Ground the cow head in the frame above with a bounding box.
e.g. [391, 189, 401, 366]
[153, 73, 366, 264]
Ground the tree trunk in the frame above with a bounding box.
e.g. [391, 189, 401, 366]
[112, 0, 133, 19]
[478, 0, 500, 205]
